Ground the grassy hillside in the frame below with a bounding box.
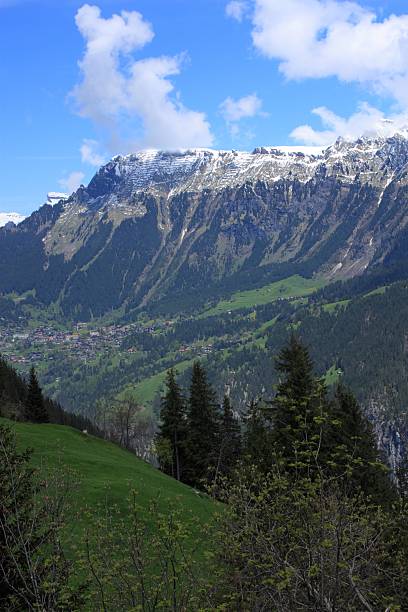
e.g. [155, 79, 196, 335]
[202, 275, 326, 317]
[1, 419, 214, 529]
[117, 358, 194, 410]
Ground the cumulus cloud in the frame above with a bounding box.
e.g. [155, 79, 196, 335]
[220, 93, 263, 122]
[234, 0, 408, 143]
[291, 104, 408, 146]
[72, 4, 213, 152]
[226, 1, 249, 22]
[80, 139, 106, 166]
[59, 171, 85, 194]
[220, 93, 264, 135]
[251, 0, 408, 102]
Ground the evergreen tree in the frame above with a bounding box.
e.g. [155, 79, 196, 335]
[156, 369, 186, 481]
[271, 335, 328, 466]
[333, 385, 395, 502]
[243, 399, 272, 471]
[185, 362, 220, 488]
[24, 367, 48, 423]
[217, 395, 241, 478]
[275, 334, 316, 403]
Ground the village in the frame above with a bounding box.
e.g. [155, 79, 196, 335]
[0, 320, 172, 366]
[0, 316, 223, 369]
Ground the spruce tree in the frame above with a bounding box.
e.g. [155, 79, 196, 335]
[24, 367, 48, 423]
[271, 335, 328, 466]
[244, 399, 272, 471]
[217, 395, 241, 478]
[156, 369, 186, 481]
[185, 362, 220, 488]
[333, 385, 395, 502]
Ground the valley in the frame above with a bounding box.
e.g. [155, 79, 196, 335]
[0, 273, 329, 414]
[2, 135, 408, 465]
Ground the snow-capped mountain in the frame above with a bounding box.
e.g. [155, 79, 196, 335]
[0, 212, 26, 228]
[2, 133, 408, 319]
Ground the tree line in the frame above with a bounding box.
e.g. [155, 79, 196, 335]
[2, 338, 408, 609]
[156, 336, 393, 500]
[0, 356, 102, 436]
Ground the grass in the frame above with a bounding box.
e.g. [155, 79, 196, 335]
[325, 365, 343, 386]
[202, 275, 327, 317]
[1, 419, 215, 531]
[118, 359, 194, 407]
[363, 286, 387, 298]
[322, 299, 350, 313]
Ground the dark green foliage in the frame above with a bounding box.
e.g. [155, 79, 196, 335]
[252, 337, 396, 504]
[243, 399, 272, 470]
[184, 362, 220, 488]
[270, 336, 329, 469]
[0, 425, 82, 610]
[217, 395, 241, 478]
[24, 367, 49, 423]
[156, 368, 187, 481]
[332, 385, 394, 502]
[0, 355, 102, 437]
[0, 356, 26, 418]
[274, 334, 316, 404]
[0, 425, 34, 606]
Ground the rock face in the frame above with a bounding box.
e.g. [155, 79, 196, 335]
[2, 134, 408, 319]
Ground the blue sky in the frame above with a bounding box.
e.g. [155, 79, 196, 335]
[1, 0, 408, 214]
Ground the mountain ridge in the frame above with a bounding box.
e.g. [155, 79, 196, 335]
[2, 133, 408, 320]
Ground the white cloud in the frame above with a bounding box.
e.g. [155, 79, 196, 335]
[72, 4, 213, 152]
[220, 93, 263, 122]
[233, 1, 408, 143]
[291, 104, 408, 146]
[226, 1, 248, 22]
[59, 171, 85, 194]
[251, 0, 408, 106]
[80, 139, 106, 166]
[220, 93, 264, 135]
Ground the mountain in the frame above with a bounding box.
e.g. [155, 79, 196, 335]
[2, 134, 408, 320]
[0, 212, 26, 228]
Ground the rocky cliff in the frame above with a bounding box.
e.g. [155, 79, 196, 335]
[2, 135, 408, 319]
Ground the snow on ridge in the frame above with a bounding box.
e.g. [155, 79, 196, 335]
[98, 132, 408, 195]
[47, 192, 69, 206]
[0, 212, 26, 228]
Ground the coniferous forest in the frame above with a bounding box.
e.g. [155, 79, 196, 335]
[2, 337, 408, 610]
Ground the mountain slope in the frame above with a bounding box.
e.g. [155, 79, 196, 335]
[3, 135, 408, 320]
[1, 418, 214, 525]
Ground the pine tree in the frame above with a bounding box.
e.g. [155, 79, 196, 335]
[156, 369, 186, 481]
[216, 395, 241, 478]
[24, 367, 48, 423]
[185, 362, 220, 488]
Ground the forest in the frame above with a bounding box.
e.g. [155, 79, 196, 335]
[2, 337, 408, 610]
